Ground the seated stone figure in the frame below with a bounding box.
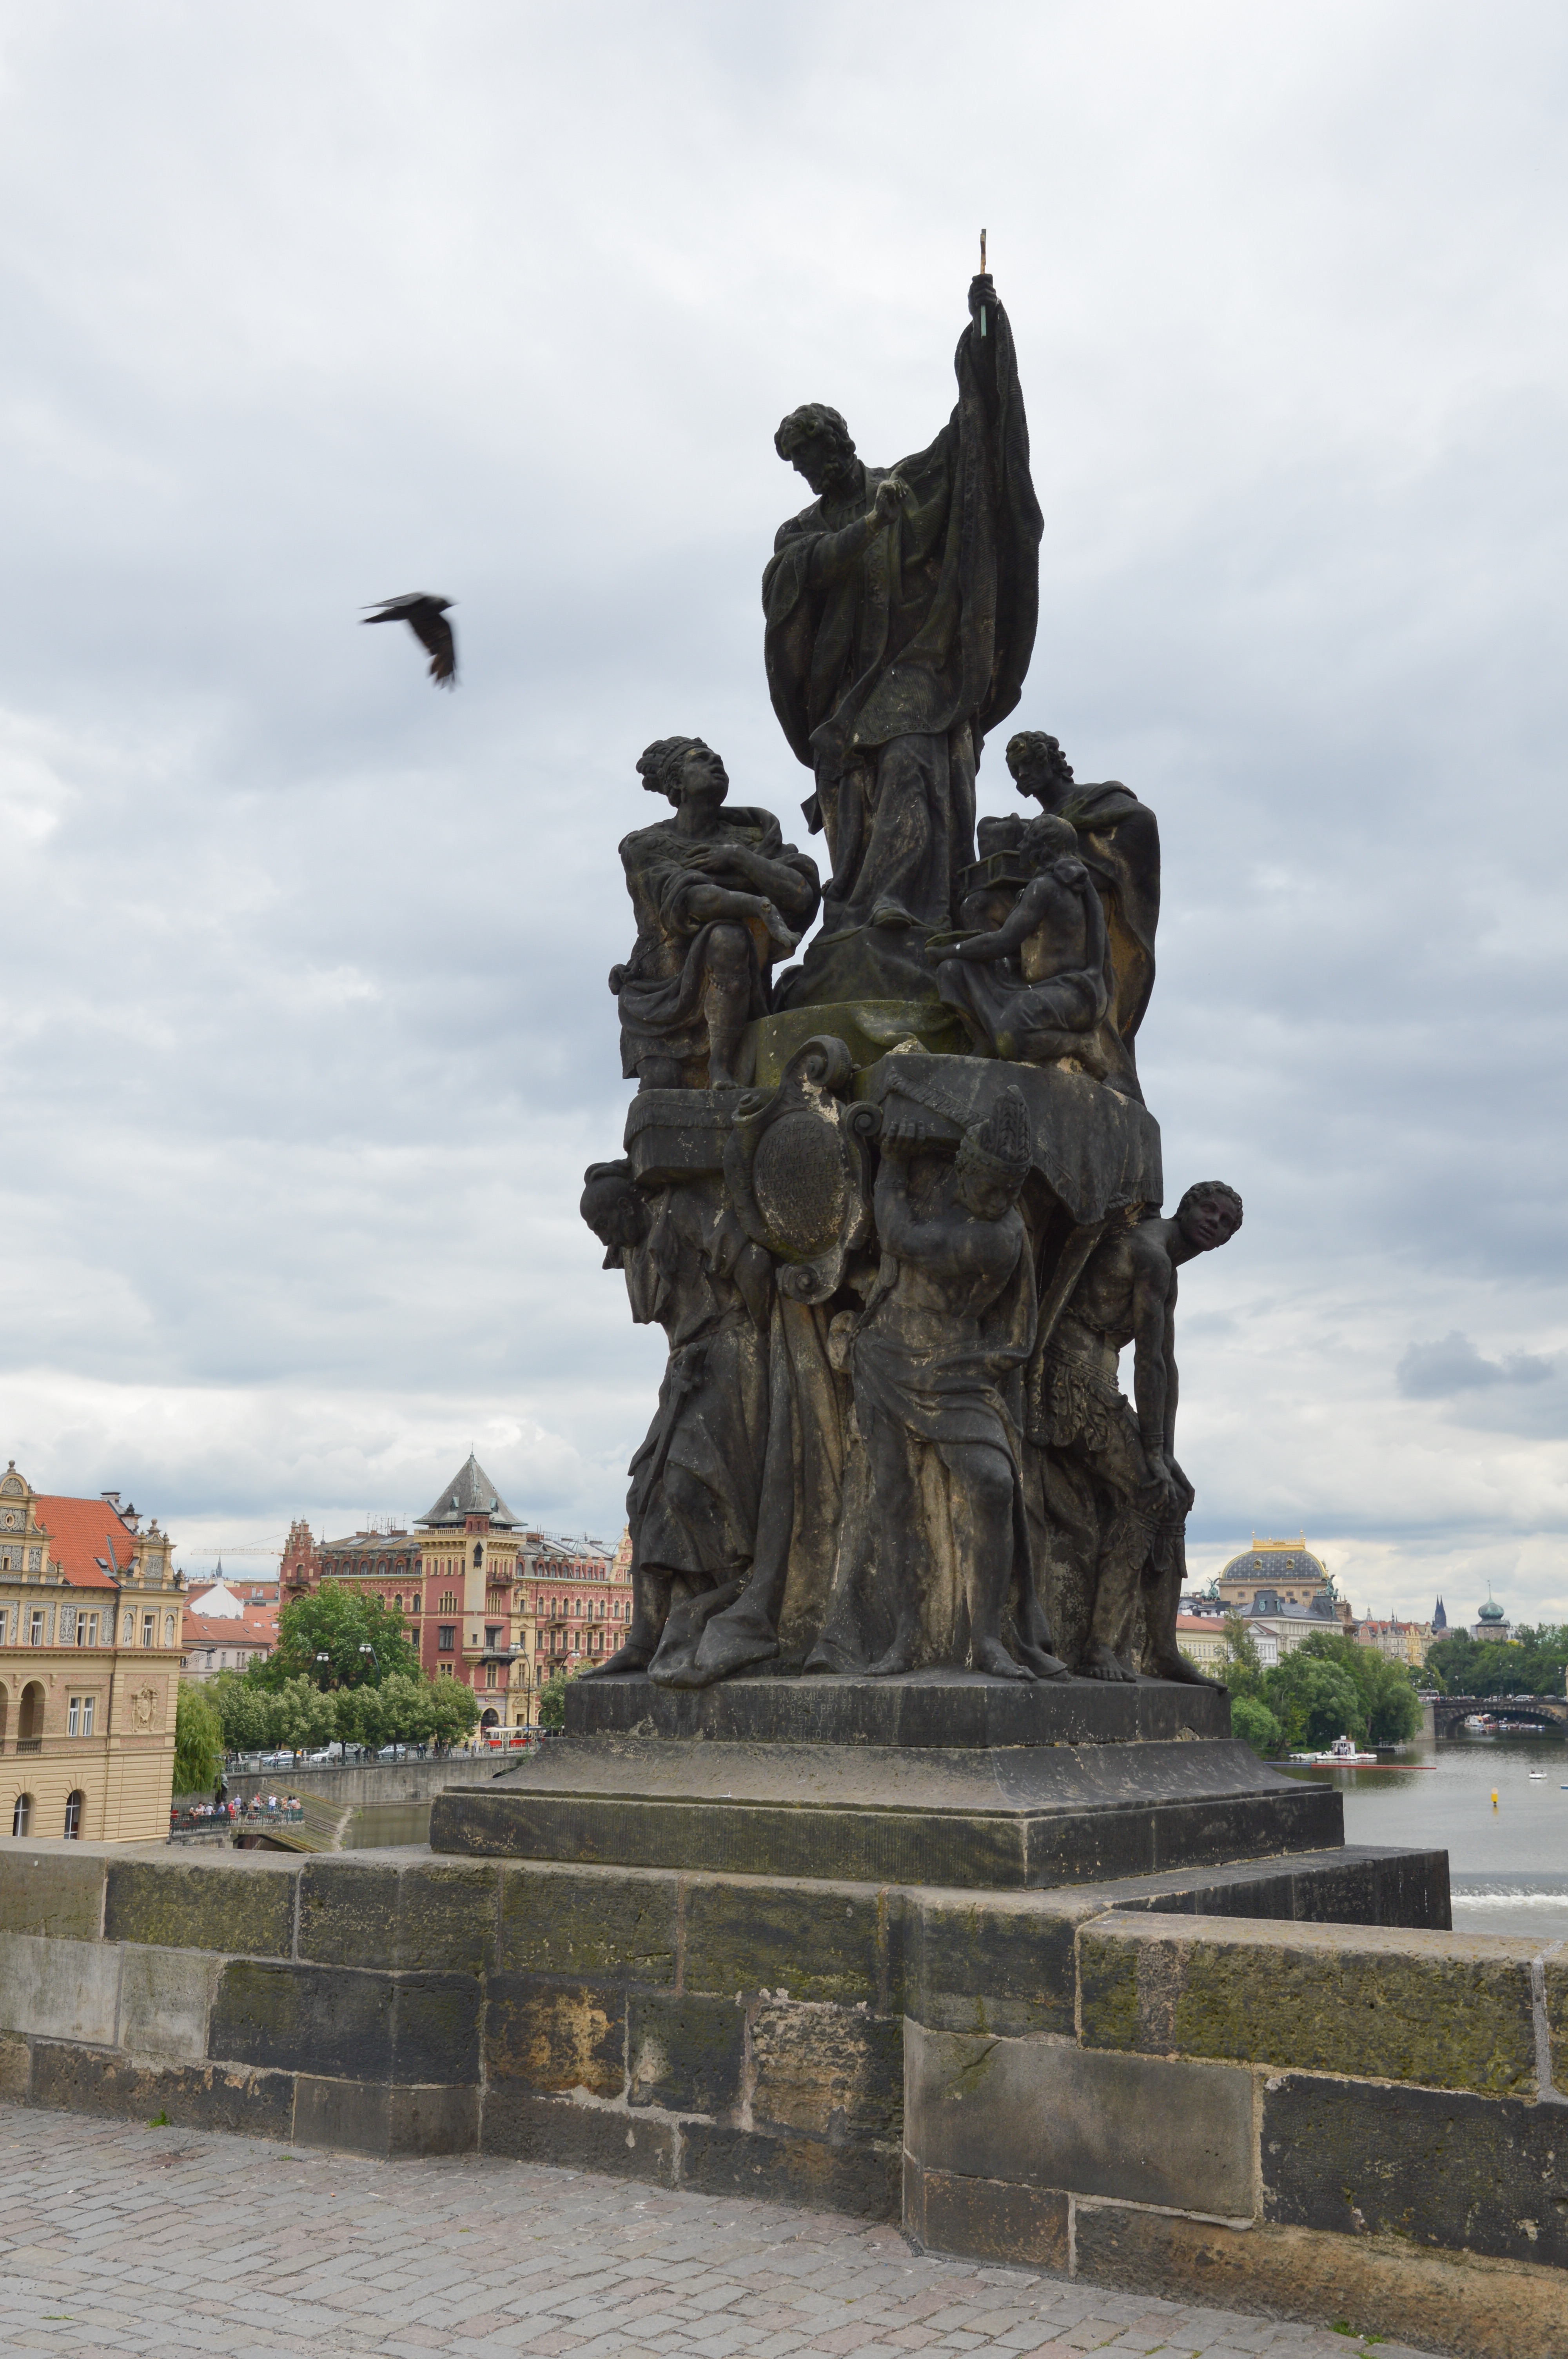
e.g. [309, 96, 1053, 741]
[1004, 729, 1160, 1087]
[613, 737, 820, 1089]
[935, 815, 1112, 1072]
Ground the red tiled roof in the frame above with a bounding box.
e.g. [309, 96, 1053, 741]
[31, 1494, 140, 1589]
[182, 1607, 276, 1648]
[1176, 1614, 1223, 1632]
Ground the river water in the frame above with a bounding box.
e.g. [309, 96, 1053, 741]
[1279, 1730, 1568, 1937]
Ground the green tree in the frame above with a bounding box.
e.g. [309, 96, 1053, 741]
[255, 1580, 418, 1692]
[1230, 1694, 1285, 1758]
[267, 1676, 338, 1756]
[172, 1682, 225, 1794]
[1266, 1631, 1421, 1749]
[1265, 1651, 1368, 1751]
[210, 1668, 273, 1756]
[1217, 1614, 1267, 1702]
[426, 1677, 479, 1748]
[535, 1669, 568, 1732]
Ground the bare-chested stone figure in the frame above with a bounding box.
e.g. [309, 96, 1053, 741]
[936, 814, 1112, 1070]
[1035, 1181, 1243, 1683]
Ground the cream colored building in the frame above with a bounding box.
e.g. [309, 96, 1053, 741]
[0, 1462, 183, 1844]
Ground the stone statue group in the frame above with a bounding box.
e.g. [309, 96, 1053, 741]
[581, 273, 1242, 1692]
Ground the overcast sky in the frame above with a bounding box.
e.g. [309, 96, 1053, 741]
[0, 2, 1564, 1625]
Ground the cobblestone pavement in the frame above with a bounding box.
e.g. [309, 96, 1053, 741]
[0, 2104, 1439, 2359]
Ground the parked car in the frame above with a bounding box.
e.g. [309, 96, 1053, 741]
[376, 1743, 411, 1760]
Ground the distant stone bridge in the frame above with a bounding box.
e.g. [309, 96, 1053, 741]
[1431, 1692, 1568, 1736]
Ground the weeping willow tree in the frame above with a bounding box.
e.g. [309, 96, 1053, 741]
[173, 1682, 225, 1796]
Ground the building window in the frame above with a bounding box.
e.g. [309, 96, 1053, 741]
[485, 1626, 503, 1652]
[408, 1599, 419, 1617]
[437, 1625, 456, 1652]
[78, 1612, 99, 1647]
[485, 1663, 498, 1689]
[440, 1592, 457, 1614]
[12, 1794, 31, 1836]
[473, 1542, 484, 1569]
[142, 1614, 155, 1647]
[63, 1791, 83, 1839]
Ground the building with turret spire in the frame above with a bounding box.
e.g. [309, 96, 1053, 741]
[278, 1454, 632, 1735]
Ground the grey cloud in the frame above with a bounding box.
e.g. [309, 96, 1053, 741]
[1396, 1332, 1555, 1398]
[0, 2, 1566, 1612]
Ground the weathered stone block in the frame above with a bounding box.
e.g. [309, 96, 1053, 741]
[0, 1845, 105, 1938]
[482, 2086, 674, 2184]
[105, 1857, 296, 1958]
[296, 1861, 398, 1966]
[901, 1891, 1080, 2035]
[1080, 1916, 1540, 2095]
[626, 1991, 744, 2115]
[904, 2019, 1254, 2219]
[296, 1859, 500, 1977]
[0, 2027, 30, 2099]
[119, 1945, 220, 2063]
[393, 1862, 499, 1976]
[679, 2120, 899, 2219]
[1071, 2201, 1568, 2359]
[291, 2074, 479, 2157]
[904, 2154, 1069, 2270]
[0, 1930, 120, 2046]
[1546, 1953, 1568, 2097]
[1263, 2070, 1568, 2268]
[484, 1974, 625, 2097]
[682, 1877, 881, 2005]
[749, 2001, 902, 2140]
[496, 1862, 677, 1984]
[28, 2039, 295, 2140]
[390, 1972, 480, 2085]
[208, 1959, 393, 2080]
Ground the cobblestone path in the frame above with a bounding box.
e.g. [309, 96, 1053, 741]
[0, 2103, 1437, 2359]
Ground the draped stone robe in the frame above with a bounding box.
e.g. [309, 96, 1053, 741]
[763, 298, 1042, 1008]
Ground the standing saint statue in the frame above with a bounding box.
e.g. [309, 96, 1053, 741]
[763, 273, 1043, 1010]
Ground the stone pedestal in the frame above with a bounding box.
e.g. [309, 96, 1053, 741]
[430, 1674, 1339, 1889]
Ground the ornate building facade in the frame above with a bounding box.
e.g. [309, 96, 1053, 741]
[0, 1461, 183, 1843]
[278, 1453, 633, 1733]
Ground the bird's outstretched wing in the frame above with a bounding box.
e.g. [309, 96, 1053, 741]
[408, 605, 457, 686]
[360, 593, 458, 689]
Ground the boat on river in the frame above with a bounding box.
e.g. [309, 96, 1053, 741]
[1290, 1733, 1379, 1766]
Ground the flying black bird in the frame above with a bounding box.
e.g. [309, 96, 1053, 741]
[361, 593, 457, 687]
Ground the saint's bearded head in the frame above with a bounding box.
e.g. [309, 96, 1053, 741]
[775, 404, 857, 498]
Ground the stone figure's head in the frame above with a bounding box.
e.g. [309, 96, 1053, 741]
[581, 1159, 651, 1267]
[955, 1085, 1033, 1220]
[1020, 812, 1083, 880]
[1174, 1180, 1244, 1256]
[637, 737, 729, 810]
[1006, 731, 1076, 809]
[775, 403, 858, 498]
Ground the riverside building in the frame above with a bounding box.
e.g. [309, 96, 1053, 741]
[0, 1461, 183, 1843]
[278, 1452, 632, 1734]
